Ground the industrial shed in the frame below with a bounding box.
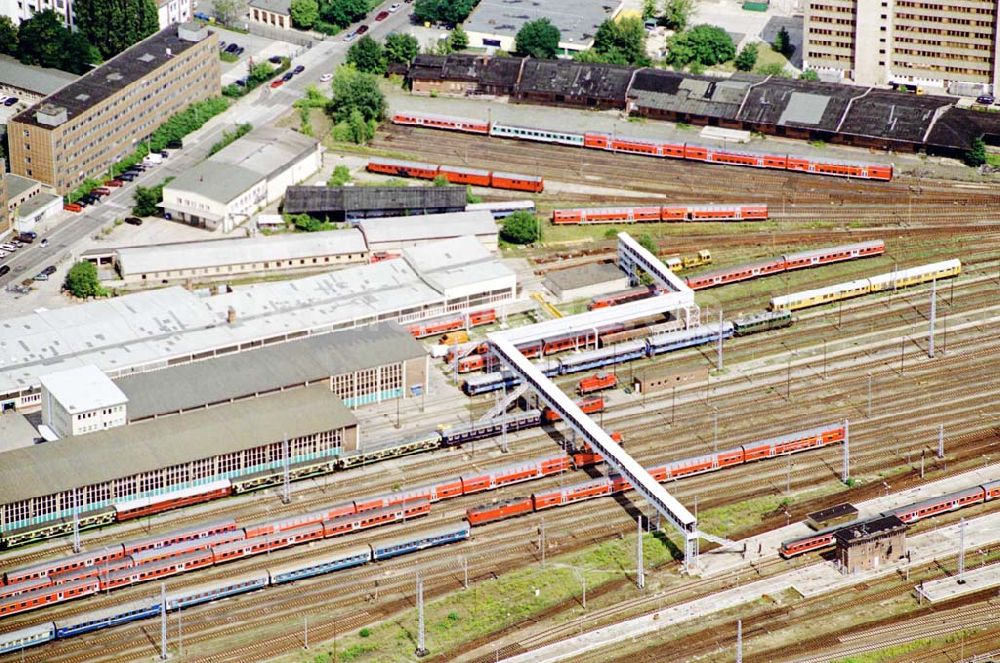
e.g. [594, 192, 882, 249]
[516, 59, 636, 109]
[357, 211, 498, 252]
[283, 185, 467, 220]
[0, 386, 357, 535]
[543, 262, 628, 303]
[407, 54, 523, 96]
[627, 70, 752, 124]
[402, 236, 516, 305]
[735, 78, 862, 138]
[113, 229, 369, 285]
[115, 322, 427, 418]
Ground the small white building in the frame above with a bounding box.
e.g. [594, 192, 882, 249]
[357, 211, 498, 253]
[13, 192, 62, 234]
[39, 365, 128, 438]
[162, 126, 321, 233]
[156, 0, 192, 27]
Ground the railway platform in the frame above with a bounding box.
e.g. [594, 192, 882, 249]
[919, 559, 1000, 603]
[501, 509, 1000, 663]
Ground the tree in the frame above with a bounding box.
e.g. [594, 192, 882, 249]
[593, 17, 650, 66]
[73, 0, 158, 59]
[132, 184, 163, 217]
[290, 0, 319, 28]
[663, 0, 695, 31]
[347, 35, 386, 74]
[288, 213, 324, 231]
[667, 24, 734, 68]
[64, 261, 105, 298]
[799, 68, 820, 81]
[384, 33, 420, 65]
[213, 0, 247, 26]
[638, 234, 657, 255]
[0, 16, 18, 56]
[449, 24, 469, 50]
[965, 136, 988, 167]
[16, 11, 100, 74]
[328, 165, 351, 186]
[321, 0, 369, 27]
[328, 64, 386, 123]
[772, 26, 793, 57]
[61, 32, 102, 74]
[642, 0, 658, 20]
[500, 211, 540, 245]
[348, 108, 371, 143]
[515, 18, 560, 59]
[734, 42, 758, 71]
[412, 0, 477, 25]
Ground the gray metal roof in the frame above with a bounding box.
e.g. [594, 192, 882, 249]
[0, 386, 355, 505]
[14, 192, 61, 219]
[209, 126, 317, 180]
[357, 211, 496, 244]
[0, 54, 78, 96]
[166, 162, 264, 205]
[283, 185, 467, 215]
[0, 413, 38, 453]
[464, 0, 615, 46]
[116, 322, 423, 421]
[544, 262, 624, 291]
[115, 229, 368, 276]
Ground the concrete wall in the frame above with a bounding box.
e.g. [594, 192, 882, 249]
[264, 143, 322, 204]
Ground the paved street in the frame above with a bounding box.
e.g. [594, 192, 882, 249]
[0, 1, 414, 292]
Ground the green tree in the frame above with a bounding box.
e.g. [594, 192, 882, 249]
[64, 261, 105, 298]
[17, 11, 100, 74]
[213, 0, 247, 26]
[734, 42, 758, 71]
[248, 61, 276, 86]
[638, 234, 657, 255]
[449, 24, 469, 50]
[73, 0, 158, 59]
[328, 64, 386, 123]
[574, 48, 628, 65]
[290, 0, 319, 28]
[965, 136, 988, 167]
[799, 68, 820, 81]
[412, 0, 477, 24]
[593, 17, 650, 66]
[755, 61, 789, 77]
[384, 33, 420, 65]
[132, 185, 163, 217]
[663, 0, 694, 31]
[432, 174, 450, 186]
[347, 35, 386, 74]
[500, 211, 540, 245]
[0, 16, 18, 56]
[668, 24, 735, 68]
[348, 108, 371, 143]
[772, 26, 793, 57]
[515, 18, 560, 59]
[328, 164, 351, 186]
[321, 0, 369, 27]
[288, 213, 324, 231]
[465, 186, 481, 204]
[642, 0, 658, 20]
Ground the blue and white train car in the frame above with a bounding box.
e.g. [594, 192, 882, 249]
[371, 524, 471, 561]
[0, 622, 55, 655]
[54, 599, 161, 638]
[488, 122, 585, 147]
[466, 200, 536, 219]
[268, 547, 372, 585]
[647, 321, 733, 356]
[166, 572, 270, 611]
[557, 339, 647, 374]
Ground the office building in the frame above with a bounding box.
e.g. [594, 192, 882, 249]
[6, 22, 219, 193]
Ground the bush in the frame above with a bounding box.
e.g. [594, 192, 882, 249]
[638, 234, 657, 255]
[132, 177, 173, 217]
[734, 43, 758, 72]
[208, 123, 253, 155]
[500, 211, 540, 244]
[64, 261, 106, 298]
[755, 62, 789, 77]
[328, 164, 351, 186]
[287, 213, 326, 232]
[465, 185, 481, 204]
[965, 136, 988, 167]
[799, 68, 820, 81]
[358, 627, 371, 638]
[432, 174, 449, 187]
[668, 24, 735, 67]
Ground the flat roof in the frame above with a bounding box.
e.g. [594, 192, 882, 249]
[402, 236, 515, 297]
[464, 0, 621, 46]
[0, 54, 77, 96]
[357, 211, 497, 244]
[209, 126, 318, 180]
[115, 229, 368, 276]
[116, 322, 423, 420]
[38, 365, 128, 414]
[12, 24, 212, 129]
[545, 262, 624, 291]
[14, 192, 61, 219]
[167, 163, 263, 205]
[834, 515, 907, 544]
[0, 386, 355, 505]
[249, 0, 291, 13]
[0, 413, 38, 453]
[5, 174, 39, 199]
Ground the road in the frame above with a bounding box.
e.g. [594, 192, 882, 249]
[0, 2, 414, 290]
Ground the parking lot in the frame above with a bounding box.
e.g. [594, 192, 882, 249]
[218, 30, 305, 85]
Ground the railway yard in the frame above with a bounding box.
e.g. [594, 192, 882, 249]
[2, 104, 1000, 663]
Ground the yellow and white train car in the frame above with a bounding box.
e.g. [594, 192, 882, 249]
[769, 259, 961, 311]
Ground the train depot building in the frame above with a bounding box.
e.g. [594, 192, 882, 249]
[282, 185, 468, 221]
[835, 515, 908, 574]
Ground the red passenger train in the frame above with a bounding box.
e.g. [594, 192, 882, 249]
[391, 112, 893, 181]
[552, 205, 769, 225]
[366, 158, 543, 193]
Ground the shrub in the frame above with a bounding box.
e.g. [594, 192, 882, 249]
[64, 261, 106, 298]
[500, 211, 540, 244]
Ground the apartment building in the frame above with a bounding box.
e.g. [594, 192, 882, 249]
[0, 0, 189, 30]
[804, 0, 1000, 93]
[6, 22, 219, 194]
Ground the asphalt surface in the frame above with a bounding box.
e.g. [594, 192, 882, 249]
[0, 1, 414, 290]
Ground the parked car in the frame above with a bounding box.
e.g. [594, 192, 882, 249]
[125, 217, 143, 226]
[320, 73, 333, 83]
[268, 55, 282, 64]
[20, 231, 37, 240]
[93, 187, 111, 195]
[3, 97, 18, 107]
[118, 173, 136, 182]
[355, 24, 369, 35]
[219, 41, 227, 50]
[375, 10, 389, 20]
[293, 65, 305, 75]
[63, 203, 82, 212]
[235, 78, 248, 87]
[234, 46, 244, 56]
[282, 72, 294, 82]
[344, 32, 358, 42]
[17, 234, 33, 244]
[104, 179, 123, 187]
[270, 79, 284, 88]
[33, 273, 48, 281]
[225, 43, 239, 53]
[40, 239, 49, 248]
[0, 265, 9, 277]
[977, 94, 995, 105]
[389, 2, 401, 11]
[194, 11, 210, 20]
[158, 150, 169, 158]
[42, 265, 57, 275]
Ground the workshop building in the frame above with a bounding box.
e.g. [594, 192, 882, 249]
[835, 515, 908, 574]
[283, 185, 468, 220]
[463, 0, 625, 54]
[543, 262, 629, 303]
[356, 211, 498, 252]
[39, 365, 128, 438]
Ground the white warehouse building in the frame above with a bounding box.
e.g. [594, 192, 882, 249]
[356, 210, 498, 253]
[40, 365, 128, 438]
[162, 126, 321, 233]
